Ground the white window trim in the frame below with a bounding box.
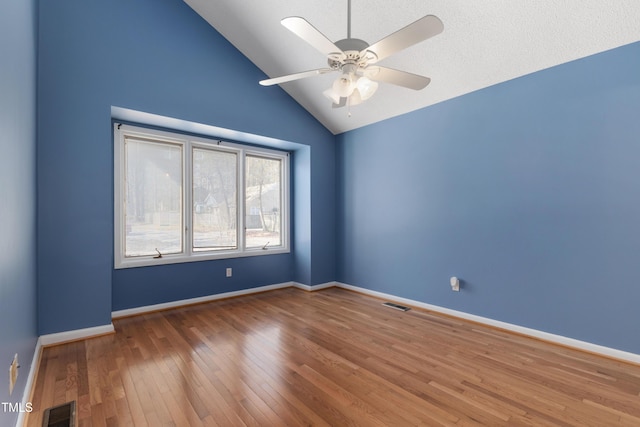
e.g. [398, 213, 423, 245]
[114, 123, 290, 269]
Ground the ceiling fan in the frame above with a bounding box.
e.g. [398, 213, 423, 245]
[259, 0, 444, 110]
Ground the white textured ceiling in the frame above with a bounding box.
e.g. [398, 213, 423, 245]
[184, 0, 640, 135]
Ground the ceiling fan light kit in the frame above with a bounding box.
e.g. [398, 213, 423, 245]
[259, 1, 443, 113]
[356, 77, 378, 100]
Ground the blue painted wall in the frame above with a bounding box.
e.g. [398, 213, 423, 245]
[337, 42, 640, 354]
[33, 0, 640, 359]
[0, 0, 38, 424]
[38, 0, 336, 332]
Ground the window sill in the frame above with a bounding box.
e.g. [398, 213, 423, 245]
[114, 247, 290, 269]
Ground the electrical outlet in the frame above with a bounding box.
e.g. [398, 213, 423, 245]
[9, 353, 19, 396]
[226, 267, 232, 277]
[450, 277, 460, 292]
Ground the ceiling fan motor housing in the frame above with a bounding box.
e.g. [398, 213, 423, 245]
[328, 38, 377, 71]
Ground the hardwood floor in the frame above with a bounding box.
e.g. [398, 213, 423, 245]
[26, 287, 640, 426]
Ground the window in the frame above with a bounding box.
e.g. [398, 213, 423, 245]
[245, 155, 283, 249]
[114, 124, 289, 268]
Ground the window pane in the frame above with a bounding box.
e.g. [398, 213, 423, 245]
[193, 148, 237, 251]
[125, 139, 182, 257]
[245, 155, 282, 248]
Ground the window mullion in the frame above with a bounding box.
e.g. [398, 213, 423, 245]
[238, 149, 246, 252]
[184, 141, 192, 256]
[281, 153, 289, 250]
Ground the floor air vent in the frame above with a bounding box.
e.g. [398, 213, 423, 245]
[42, 401, 76, 427]
[382, 302, 410, 311]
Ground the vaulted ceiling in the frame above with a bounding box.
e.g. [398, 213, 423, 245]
[184, 0, 640, 135]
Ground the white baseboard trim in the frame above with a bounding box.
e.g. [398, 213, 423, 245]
[15, 337, 42, 427]
[335, 282, 640, 365]
[292, 281, 338, 292]
[112, 281, 295, 319]
[39, 323, 115, 347]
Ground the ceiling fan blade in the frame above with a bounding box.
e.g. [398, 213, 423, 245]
[364, 66, 431, 90]
[362, 15, 443, 63]
[281, 17, 343, 57]
[260, 68, 334, 86]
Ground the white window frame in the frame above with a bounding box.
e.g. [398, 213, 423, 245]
[114, 123, 290, 269]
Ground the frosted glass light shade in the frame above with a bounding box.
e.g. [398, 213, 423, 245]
[333, 73, 355, 97]
[348, 88, 363, 106]
[323, 88, 341, 104]
[356, 76, 378, 100]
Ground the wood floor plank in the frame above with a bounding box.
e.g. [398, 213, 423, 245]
[25, 287, 640, 426]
